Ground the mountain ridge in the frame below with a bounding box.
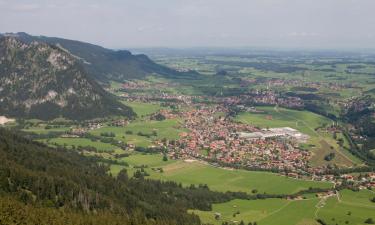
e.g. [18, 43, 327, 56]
[0, 35, 135, 120]
[1, 32, 200, 83]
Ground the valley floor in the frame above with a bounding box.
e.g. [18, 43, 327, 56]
[191, 189, 375, 225]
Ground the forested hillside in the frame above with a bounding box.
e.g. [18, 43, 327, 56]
[0, 128, 241, 225]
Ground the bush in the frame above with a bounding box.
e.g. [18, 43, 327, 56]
[324, 152, 335, 161]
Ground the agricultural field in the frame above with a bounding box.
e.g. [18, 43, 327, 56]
[90, 118, 187, 147]
[22, 125, 71, 134]
[112, 153, 333, 195]
[149, 54, 375, 101]
[122, 101, 163, 117]
[191, 189, 375, 225]
[39, 137, 118, 152]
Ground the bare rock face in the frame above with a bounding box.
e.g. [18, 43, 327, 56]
[0, 36, 135, 120]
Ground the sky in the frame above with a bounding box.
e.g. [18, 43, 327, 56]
[1, 0, 375, 49]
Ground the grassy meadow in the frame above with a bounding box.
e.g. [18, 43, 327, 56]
[111, 154, 333, 195]
[192, 189, 375, 225]
[90, 119, 186, 147]
[122, 101, 163, 117]
[22, 126, 71, 134]
[40, 137, 118, 151]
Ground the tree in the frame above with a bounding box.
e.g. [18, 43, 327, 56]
[152, 113, 166, 121]
[324, 152, 335, 161]
[365, 218, 374, 224]
[133, 170, 143, 179]
[337, 138, 344, 147]
[117, 169, 128, 182]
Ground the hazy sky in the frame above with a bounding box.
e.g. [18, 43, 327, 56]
[1, 0, 375, 49]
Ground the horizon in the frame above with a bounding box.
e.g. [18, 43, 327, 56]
[1, 0, 375, 50]
[2, 31, 375, 54]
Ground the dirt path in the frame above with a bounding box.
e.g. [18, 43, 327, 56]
[258, 201, 292, 222]
[314, 197, 325, 218]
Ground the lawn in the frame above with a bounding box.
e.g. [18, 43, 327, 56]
[112, 154, 333, 195]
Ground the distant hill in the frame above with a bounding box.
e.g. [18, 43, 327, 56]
[0, 36, 135, 120]
[2, 32, 199, 83]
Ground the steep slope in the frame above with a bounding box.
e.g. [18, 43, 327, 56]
[3, 32, 199, 82]
[0, 128, 239, 224]
[0, 36, 135, 120]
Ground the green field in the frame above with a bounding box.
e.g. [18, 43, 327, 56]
[91, 119, 186, 147]
[112, 154, 332, 195]
[192, 189, 375, 225]
[122, 101, 163, 117]
[191, 198, 319, 225]
[190, 198, 291, 225]
[22, 126, 71, 134]
[120, 153, 175, 167]
[317, 189, 375, 225]
[41, 137, 118, 151]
